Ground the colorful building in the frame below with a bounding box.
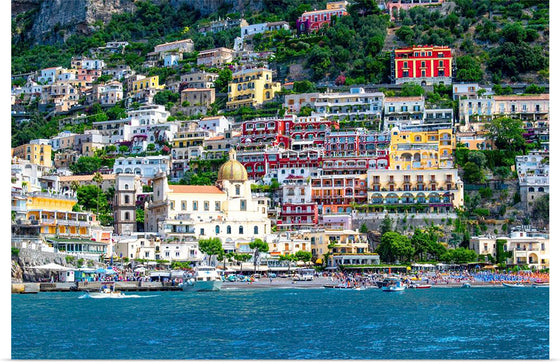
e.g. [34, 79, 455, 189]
[226, 68, 281, 110]
[12, 141, 53, 168]
[392, 45, 453, 85]
[296, 1, 348, 33]
[131, 76, 163, 95]
[389, 127, 455, 170]
[366, 168, 464, 213]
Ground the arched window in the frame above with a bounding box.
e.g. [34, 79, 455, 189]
[124, 184, 129, 190]
[227, 225, 231, 234]
[215, 225, 220, 234]
[239, 226, 244, 234]
[124, 195, 130, 204]
[254, 226, 258, 235]
[235, 185, 240, 195]
[124, 212, 130, 221]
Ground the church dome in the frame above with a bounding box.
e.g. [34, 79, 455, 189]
[217, 149, 248, 182]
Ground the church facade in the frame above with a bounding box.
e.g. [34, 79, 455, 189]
[144, 150, 271, 252]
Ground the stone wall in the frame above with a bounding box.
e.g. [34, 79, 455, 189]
[12, 248, 73, 283]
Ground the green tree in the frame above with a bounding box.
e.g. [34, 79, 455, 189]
[279, 254, 296, 273]
[441, 247, 477, 264]
[214, 68, 232, 93]
[92, 172, 104, 216]
[234, 253, 251, 273]
[400, 83, 424, 97]
[376, 232, 414, 263]
[485, 117, 526, 153]
[532, 194, 549, 221]
[462, 162, 485, 184]
[249, 238, 269, 273]
[359, 223, 368, 234]
[69, 156, 102, 175]
[293, 80, 316, 93]
[294, 250, 313, 267]
[154, 90, 180, 106]
[76, 185, 108, 213]
[380, 215, 393, 235]
[198, 238, 224, 266]
[525, 84, 545, 94]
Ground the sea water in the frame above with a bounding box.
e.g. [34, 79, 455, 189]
[11, 287, 549, 359]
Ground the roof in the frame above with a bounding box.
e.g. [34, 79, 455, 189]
[181, 88, 213, 92]
[155, 39, 193, 48]
[59, 174, 116, 182]
[493, 94, 549, 101]
[168, 185, 224, 194]
[301, 8, 347, 16]
[385, 96, 424, 102]
[206, 135, 225, 141]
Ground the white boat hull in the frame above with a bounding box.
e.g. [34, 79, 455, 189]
[87, 292, 125, 298]
[182, 280, 222, 292]
[382, 286, 405, 292]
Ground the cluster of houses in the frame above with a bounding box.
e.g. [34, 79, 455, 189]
[10, 0, 549, 271]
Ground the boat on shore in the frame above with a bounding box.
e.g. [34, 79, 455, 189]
[462, 282, 471, 288]
[182, 266, 223, 292]
[409, 283, 432, 289]
[532, 283, 549, 288]
[502, 282, 527, 288]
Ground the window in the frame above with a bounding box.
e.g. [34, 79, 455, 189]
[235, 185, 240, 195]
[254, 226, 258, 234]
[215, 225, 220, 234]
[181, 201, 187, 211]
[200, 228, 205, 235]
[215, 201, 220, 211]
[204, 201, 209, 211]
[124, 195, 130, 204]
[239, 226, 244, 234]
[193, 201, 198, 210]
[227, 225, 231, 234]
[240, 199, 247, 211]
[124, 212, 130, 221]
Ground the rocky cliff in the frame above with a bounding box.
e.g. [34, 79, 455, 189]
[13, 0, 263, 45]
[13, 0, 136, 44]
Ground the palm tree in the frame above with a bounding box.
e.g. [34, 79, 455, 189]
[92, 172, 104, 216]
[70, 180, 80, 197]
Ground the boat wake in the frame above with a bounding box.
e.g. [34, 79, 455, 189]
[78, 293, 159, 299]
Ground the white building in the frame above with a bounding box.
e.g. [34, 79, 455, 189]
[164, 53, 181, 67]
[199, 116, 231, 134]
[82, 59, 105, 70]
[113, 156, 171, 181]
[515, 151, 549, 210]
[145, 150, 271, 253]
[38, 67, 62, 84]
[127, 104, 170, 125]
[470, 229, 549, 270]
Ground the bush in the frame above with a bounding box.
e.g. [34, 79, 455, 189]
[11, 248, 19, 257]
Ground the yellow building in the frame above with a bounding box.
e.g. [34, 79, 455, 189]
[226, 68, 281, 110]
[367, 168, 464, 213]
[24, 192, 97, 238]
[12, 143, 53, 168]
[389, 127, 455, 170]
[131, 76, 163, 94]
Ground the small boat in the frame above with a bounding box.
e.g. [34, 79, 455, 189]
[87, 285, 125, 298]
[382, 278, 406, 292]
[462, 282, 471, 288]
[502, 283, 527, 288]
[532, 283, 549, 288]
[182, 266, 223, 292]
[409, 284, 432, 289]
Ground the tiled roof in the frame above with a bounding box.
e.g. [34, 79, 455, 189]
[168, 185, 224, 194]
[493, 94, 549, 101]
[385, 96, 424, 102]
[58, 174, 116, 182]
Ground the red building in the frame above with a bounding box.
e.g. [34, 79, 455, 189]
[240, 116, 293, 151]
[393, 45, 453, 86]
[237, 148, 323, 180]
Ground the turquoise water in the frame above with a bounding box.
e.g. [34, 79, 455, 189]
[12, 287, 548, 359]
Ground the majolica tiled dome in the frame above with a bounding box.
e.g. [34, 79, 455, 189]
[217, 149, 248, 182]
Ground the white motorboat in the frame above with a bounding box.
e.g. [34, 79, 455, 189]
[87, 286, 125, 298]
[502, 282, 527, 288]
[381, 278, 406, 292]
[182, 266, 223, 292]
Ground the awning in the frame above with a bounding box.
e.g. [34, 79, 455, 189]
[30, 263, 71, 271]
